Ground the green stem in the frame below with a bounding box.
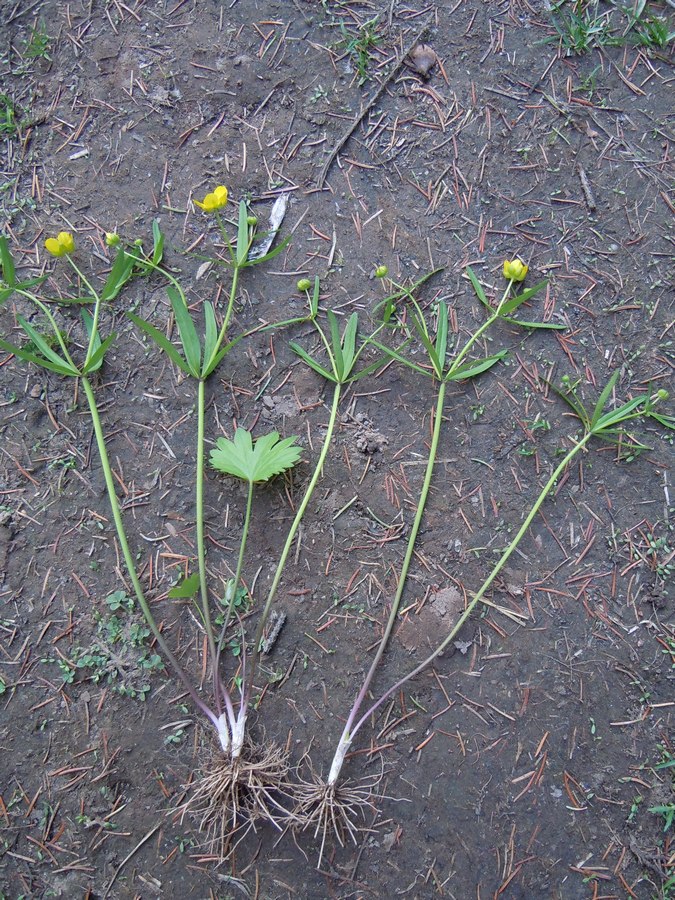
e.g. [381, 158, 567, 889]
[80, 375, 212, 715]
[195, 262, 242, 656]
[202, 264, 240, 375]
[225, 480, 255, 631]
[66, 258, 102, 366]
[84, 296, 104, 369]
[350, 429, 593, 739]
[220, 263, 240, 342]
[244, 380, 342, 703]
[66, 257, 99, 304]
[214, 478, 254, 709]
[17, 289, 78, 371]
[448, 279, 513, 377]
[338, 380, 446, 741]
[313, 319, 337, 373]
[214, 210, 236, 265]
[196, 378, 216, 663]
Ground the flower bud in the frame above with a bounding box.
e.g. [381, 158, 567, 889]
[105, 232, 120, 248]
[246, 215, 257, 227]
[375, 265, 388, 278]
[656, 389, 669, 402]
[503, 258, 528, 281]
[297, 278, 312, 292]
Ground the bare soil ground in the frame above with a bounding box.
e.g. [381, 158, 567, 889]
[1, 1, 673, 897]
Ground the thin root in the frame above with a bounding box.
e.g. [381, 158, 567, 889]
[293, 769, 381, 867]
[179, 739, 293, 858]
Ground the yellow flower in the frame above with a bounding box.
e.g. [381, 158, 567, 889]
[45, 231, 75, 257]
[503, 258, 528, 281]
[194, 185, 228, 212]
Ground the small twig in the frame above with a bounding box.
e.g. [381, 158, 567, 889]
[102, 823, 161, 898]
[315, 16, 433, 189]
[577, 165, 597, 212]
[3, 0, 43, 25]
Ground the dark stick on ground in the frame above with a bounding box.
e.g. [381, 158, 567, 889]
[314, 16, 433, 190]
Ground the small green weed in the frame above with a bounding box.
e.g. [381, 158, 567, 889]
[646, 530, 674, 581]
[215, 581, 250, 625]
[649, 749, 675, 832]
[47, 453, 78, 472]
[627, 794, 643, 824]
[635, 14, 672, 48]
[548, 0, 674, 55]
[309, 84, 328, 104]
[164, 726, 186, 746]
[577, 64, 602, 98]
[52, 590, 164, 700]
[625, 0, 674, 49]
[0, 95, 19, 138]
[339, 16, 381, 84]
[649, 801, 675, 832]
[549, 0, 618, 54]
[22, 20, 52, 61]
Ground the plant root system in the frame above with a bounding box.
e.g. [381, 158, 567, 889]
[293, 771, 381, 867]
[182, 739, 294, 858]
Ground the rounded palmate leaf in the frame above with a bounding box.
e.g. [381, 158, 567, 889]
[210, 428, 302, 484]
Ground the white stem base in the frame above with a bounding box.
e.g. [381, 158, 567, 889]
[230, 711, 247, 759]
[328, 736, 351, 787]
[216, 712, 231, 754]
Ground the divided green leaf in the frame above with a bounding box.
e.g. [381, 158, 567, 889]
[210, 428, 302, 484]
[83, 333, 116, 374]
[17, 315, 70, 369]
[290, 341, 334, 382]
[591, 369, 621, 428]
[367, 338, 429, 376]
[466, 266, 489, 308]
[500, 280, 548, 316]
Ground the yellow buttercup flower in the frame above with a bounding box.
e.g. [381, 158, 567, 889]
[45, 231, 75, 257]
[194, 185, 228, 212]
[503, 258, 528, 281]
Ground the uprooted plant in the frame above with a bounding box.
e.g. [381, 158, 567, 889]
[290, 259, 565, 859]
[295, 341, 673, 860]
[122, 190, 318, 845]
[181, 275, 408, 847]
[0, 196, 304, 848]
